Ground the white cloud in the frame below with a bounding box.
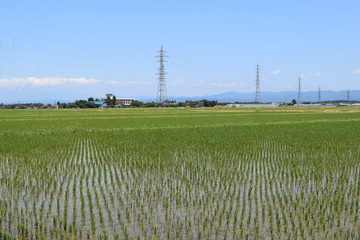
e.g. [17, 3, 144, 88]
[106, 80, 152, 86]
[352, 68, 360, 74]
[190, 80, 206, 87]
[209, 82, 245, 88]
[192, 83, 205, 87]
[271, 69, 281, 75]
[0, 77, 100, 88]
[169, 79, 186, 86]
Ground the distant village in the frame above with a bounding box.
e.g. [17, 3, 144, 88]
[1, 93, 358, 109]
[0, 93, 218, 109]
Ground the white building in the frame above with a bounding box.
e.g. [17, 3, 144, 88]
[115, 98, 136, 106]
[226, 103, 281, 108]
[101, 94, 136, 106]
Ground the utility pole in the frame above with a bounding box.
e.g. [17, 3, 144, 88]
[255, 64, 261, 103]
[156, 46, 168, 106]
[297, 76, 302, 106]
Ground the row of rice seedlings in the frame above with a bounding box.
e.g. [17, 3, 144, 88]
[0, 121, 359, 239]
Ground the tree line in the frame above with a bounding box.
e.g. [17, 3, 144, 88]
[131, 99, 218, 108]
[57, 98, 218, 108]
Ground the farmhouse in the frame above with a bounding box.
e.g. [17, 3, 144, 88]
[91, 101, 107, 108]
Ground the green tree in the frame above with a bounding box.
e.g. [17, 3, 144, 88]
[74, 100, 88, 108]
[106, 96, 113, 107]
[112, 95, 117, 106]
[185, 100, 198, 108]
[145, 102, 156, 108]
[67, 103, 76, 108]
[86, 102, 97, 108]
[177, 102, 186, 107]
[131, 101, 144, 107]
[291, 99, 297, 105]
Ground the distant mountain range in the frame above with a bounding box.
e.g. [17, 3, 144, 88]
[139, 90, 360, 103]
[3, 90, 359, 104]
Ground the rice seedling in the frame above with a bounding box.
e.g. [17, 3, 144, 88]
[0, 107, 359, 238]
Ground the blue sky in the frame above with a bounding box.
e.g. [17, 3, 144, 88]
[0, 0, 359, 102]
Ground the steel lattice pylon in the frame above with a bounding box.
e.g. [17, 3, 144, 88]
[298, 76, 302, 105]
[255, 64, 261, 103]
[156, 46, 168, 106]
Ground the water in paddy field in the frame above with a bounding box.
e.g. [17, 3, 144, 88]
[0, 137, 359, 239]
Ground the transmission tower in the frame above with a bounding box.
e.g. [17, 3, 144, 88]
[156, 46, 168, 106]
[255, 64, 261, 103]
[318, 87, 321, 103]
[297, 76, 302, 105]
[347, 90, 350, 103]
